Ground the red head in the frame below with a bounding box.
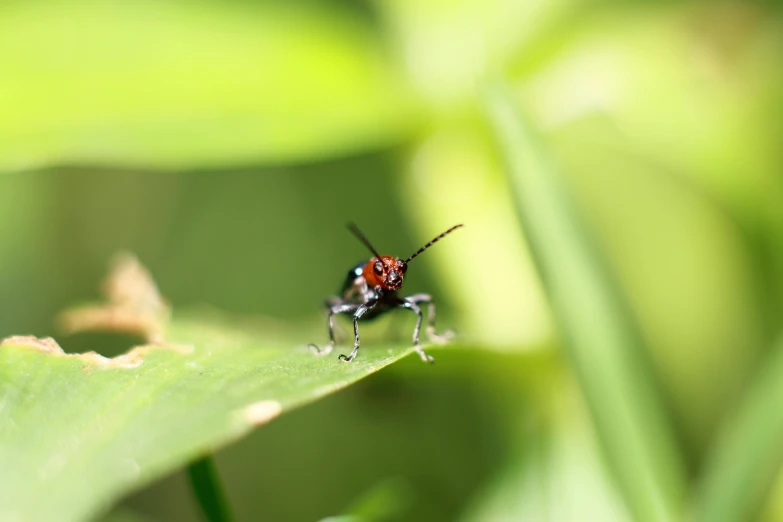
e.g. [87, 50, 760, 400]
[363, 255, 407, 291]
[348, 223, 463, 292]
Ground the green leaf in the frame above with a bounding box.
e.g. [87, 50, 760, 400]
[100, 509, 157, 522]
[696, 335, 783, 522]
[483, 84, 687, 522]
[319, 477, 413, 522]
[459, 363, 632, 522]
[0, 258, 428, 522]
[374, 0, 579, 106]
[0, 1, 418, 172]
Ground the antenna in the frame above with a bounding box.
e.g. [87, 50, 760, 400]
[406, 224, 463, 263]
[347, 222, 382, 259]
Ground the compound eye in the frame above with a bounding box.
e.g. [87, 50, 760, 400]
[399, 261, 407, 273]
[373, 260, 384, 276]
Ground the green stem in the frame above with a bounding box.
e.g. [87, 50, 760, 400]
[187, 455, 235, 522]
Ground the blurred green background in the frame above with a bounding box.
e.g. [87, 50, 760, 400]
[2, 0, 783, 520]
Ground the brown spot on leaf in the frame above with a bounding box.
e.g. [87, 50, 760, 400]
[1, 335, 64, 354]
[241, 400, 283, 426]
[58, 253, 171, 342]
[0, 335, 149, 368]
[1, 336, 192, 369]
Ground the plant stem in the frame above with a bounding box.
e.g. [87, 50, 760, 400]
[187, 455, 234, 522]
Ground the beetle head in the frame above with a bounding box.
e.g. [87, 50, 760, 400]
[347, 222, 462, 292]
[363, 255, 407, 291]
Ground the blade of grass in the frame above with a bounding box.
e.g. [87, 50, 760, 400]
[695, 335, 783, 522]
[483, 83, 686, 522]
[187, 456, 234, 522]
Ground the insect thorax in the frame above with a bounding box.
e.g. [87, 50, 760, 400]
[339, 262, 373, 304]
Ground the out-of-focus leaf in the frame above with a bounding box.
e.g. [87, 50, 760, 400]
[545, 130, 767, 455]
[696, 335, 783, 522]
[759, 466, 783, 522]
[484, 84, 686, 522]
[400, 120, 552, 350]
[520, 3, 783, 223]
[375, 0, 581, 106]
[100, 509, 156, 522]
[0, 258, 433, 522]
[460, 378, 630, 522]
[319, 477, 412, 522]
[517, 1, 783, 386]
[0, 1, 418, 172]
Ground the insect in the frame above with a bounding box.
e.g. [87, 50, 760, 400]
[308, 222, 463, 363]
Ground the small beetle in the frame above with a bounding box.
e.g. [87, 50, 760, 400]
[309, 222, 463, 363]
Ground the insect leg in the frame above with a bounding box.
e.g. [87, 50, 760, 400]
[398, 298, 434, 364]
[404, 293, 454, 344]
[309, 302, 360, 356]
[339, 299, 378, 362]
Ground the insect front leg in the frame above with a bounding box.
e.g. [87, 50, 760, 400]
[398, 298, 434, 364]
[309, 301, 360, 356]
[338, 299, 378, 363]
[404, 293, 455, 344]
